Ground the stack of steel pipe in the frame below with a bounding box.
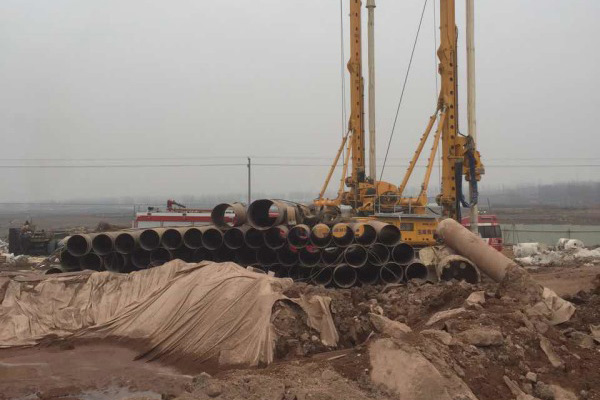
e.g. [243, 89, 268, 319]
[58, 199, 429, 287]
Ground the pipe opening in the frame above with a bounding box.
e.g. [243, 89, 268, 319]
[439, 259, 479, 284]
[276, 246, 299, 266]
[104, 252, 127, 272]
[310, 223, 332, 247]
[406, 262, 428, 281]
[211, 203, 247, 228]
[60, 249, 81, 269]
[299, 246, 321, 267]
[162, 229, 183, 250]
[79, 253, 104, 271]
[367, 243, 390, 266]
[264, 225, 288, 249]
[115, 232, 136, 254]
[376, 224, 402, 246]
[92, 234, 114, 255]
[132, 249, 151, 269]
[333, 265, 357, 288]
[321, 246, 343, 266]
[380, 262, 404, 284]
[173, 247, 194, 262]
[344, 245, 368, 268]
[257, 247, 278, 266]
[332, 224, 354, 247]
[150, 248, 172, 267]
[244, 227, 264, 249]
[193, 248, 213, 263]
[247, 199, 286, 229]
[183, 228, 203, 249]
[354, 224, 377, 245]
[67, 234, 91, 257]
[288, 225, 311, 248]
[357, 263, 380, 285]
[224, 228, 245, 249]
[140, 230, 161, 251]
[201, 227, 224, 250]
[212, 247, 233, 262]
[391, 243, 415, 264]
[236, 246, 257, 265]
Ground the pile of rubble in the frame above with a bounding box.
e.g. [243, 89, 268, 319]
[515, 239, 600, 267]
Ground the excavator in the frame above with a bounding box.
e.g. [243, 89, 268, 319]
[314, 0, 484, 246]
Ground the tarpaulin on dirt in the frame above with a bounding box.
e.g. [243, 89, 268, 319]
[0, 261, 338, 367]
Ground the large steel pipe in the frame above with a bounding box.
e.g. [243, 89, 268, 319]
[223, 226, 247, 249]
[161, 228, 185, 250]
[391, 242, 415, 265]
[344, 245, 368, 268]
[367, 243, 390, 266]
[288, 224, 311, 248]
[115, 231, 141, 254]
[211, 202, 247, 228]
[405, 262, 428, 281]
[150, 248, 172, 267]
[273, 265, 291, 278]
[333, 264, 358, 288]
[299, 246, 321, 267]
[66, 234, 92, 256]
[92, 232, 118, 256]
[243, 226, 264, 249]
[199, 226, 224, 250]
[104, 252, 129, 272]
[132, 249, 151, 269]
[368, 220, 402, 246]
[236, 246, 257, 265]
[310, 223, 332, 248]
[264, 225, 289, 250]
[79, 252, 104, 271]
[331, 223, 354, 247]
[352, 223, 377, 246]
[257, 247, 278, 266]
[183, 227, 203, 249]
[380, 262, 404, 284]
[60, 250, 81, 271]
[212, 246, 233, 262]
[276, 246, 299, 267]
[247, 199, 288, 230]
[311, 267, 333, 286]
[139, 228, 166, 251]
[192, 248, 213, 263]
[437, 255, 480, 284]
[173, 246, 194, 262]
[321, 246, 343, 266]
[357, 263, 380, 285]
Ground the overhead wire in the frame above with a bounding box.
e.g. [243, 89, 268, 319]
[378, 0, 429, 183]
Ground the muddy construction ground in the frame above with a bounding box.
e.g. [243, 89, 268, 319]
[1, 261, 600, 400]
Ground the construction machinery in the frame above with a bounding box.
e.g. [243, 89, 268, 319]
[314, 0, 484, 246]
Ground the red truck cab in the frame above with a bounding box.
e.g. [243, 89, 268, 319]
[461, 215, 503, 251]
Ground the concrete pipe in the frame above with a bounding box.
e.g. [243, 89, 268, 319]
[115, 231, 141, 254]
[247, 199, 287, 230]
[244, 226, 264, 249]
[103, 252, 128, 272]
[344, 244, 368, 268]
[66, 234, 93, 256]
[437, 255, 480, 284]
[173, 246, 194, 262]
[92, 232, 118, 256]
[299, 246, 321, 267]
[321, 246, 343, 266]
[182, 228, 203, 249]
[310, 223, 332, 248]
[391, 242, 415, 265]
[331, 223, 354, 247]
[150, 248, 172, 267]
[357, 263, 380, 285]
[199, 226, 224, 250]
[223, 226, 247, 249]
[264, 225, 289, 250]
[79, 252, 104, 271]
[276, 246, 299, 267]
[367, 243, 390, 266]
[132, 249, 151, 269]
[236, 245, 257, 265]
[60, 249, 81, 270]
[288, 224, 311, 248]
[368, 220, 402, 246]
[161, 228, 185, 250]
[257, 247, 278, 266]
[211, 202, 247, 228]
[311, 267, 333, 286]
[212, 246, 233, 263]
[380, 262, 404, 284]
[139, 228, 166, 251]
[352, 223, 377, 246]
[192, 247, 213, 263]
[405, 262, 428, 281]
[333, 264, 358, 288]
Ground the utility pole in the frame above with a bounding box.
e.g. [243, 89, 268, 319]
[247, 157, 252, 205]
[466, 0, 479, 234]
[366, 0, 377, 181]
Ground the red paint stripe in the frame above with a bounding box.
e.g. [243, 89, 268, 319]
[136, 215, 232, 222]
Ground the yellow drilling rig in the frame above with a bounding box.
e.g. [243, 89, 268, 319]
[314, 0, 484, 246]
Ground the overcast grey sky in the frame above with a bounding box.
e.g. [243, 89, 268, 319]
[1, 0, 598, 202]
